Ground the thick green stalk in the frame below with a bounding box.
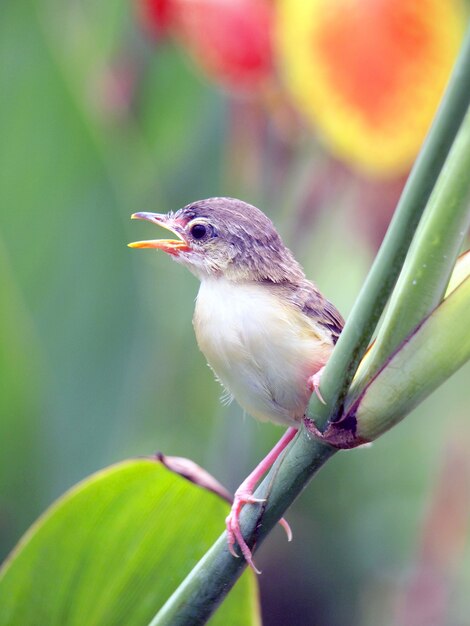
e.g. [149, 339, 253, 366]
[355, 274, 470, 440]
[352, 107, 470, 397]
[308, 27, 470, 429]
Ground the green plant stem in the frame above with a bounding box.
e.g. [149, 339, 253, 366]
[148, 28, 470, 626]
[308, 27, 470, 429]
[150, 434, 336, 626]
[352, 107, 470, 397]
[355, 275, 470, 440]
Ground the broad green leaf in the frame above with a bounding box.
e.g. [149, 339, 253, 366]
[0, 460, 260, 626]
[352, 273, 470, 440]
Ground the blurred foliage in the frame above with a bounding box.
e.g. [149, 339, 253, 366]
[0, 460, 259, 625]
[1, 1, 469, 625]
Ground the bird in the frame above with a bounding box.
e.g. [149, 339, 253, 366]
[129, 197, 344, 572]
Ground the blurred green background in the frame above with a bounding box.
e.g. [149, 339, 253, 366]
[1, 1, 469, 624]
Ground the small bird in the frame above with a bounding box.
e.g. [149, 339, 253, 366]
[129, 197, 344, 572]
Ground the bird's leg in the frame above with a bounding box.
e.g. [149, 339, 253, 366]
[226, 426, 297, 573]
[308, 365, 327, 405]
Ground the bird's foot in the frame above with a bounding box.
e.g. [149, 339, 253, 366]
[225, 427, 298, 573]
[226, 487, 293, 575]
[308, 366, 326, 404]
[226, 488, 265, 574]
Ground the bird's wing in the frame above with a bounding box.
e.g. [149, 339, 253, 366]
[287, 280, 345, 345]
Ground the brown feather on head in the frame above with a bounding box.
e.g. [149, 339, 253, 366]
[173, 197, 306, 283]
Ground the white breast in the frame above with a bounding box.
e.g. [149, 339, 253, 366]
[193, 279, 333, 426]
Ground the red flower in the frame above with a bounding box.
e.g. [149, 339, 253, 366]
[138, 0, 275, 93]
[137, 0, 177, 37]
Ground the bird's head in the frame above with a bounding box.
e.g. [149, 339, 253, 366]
[129, 197, 304, 283]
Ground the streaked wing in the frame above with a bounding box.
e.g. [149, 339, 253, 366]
[287, 280, 344, 345]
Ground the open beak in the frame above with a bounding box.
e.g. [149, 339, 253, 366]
[128, 212, 190, 255]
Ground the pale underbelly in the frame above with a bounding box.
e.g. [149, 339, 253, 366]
[197, 331, 331, 426]
[194, 279, 333, 427]
[220, 360, 321, 426]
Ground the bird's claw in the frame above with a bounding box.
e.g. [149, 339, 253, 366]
[224, 428, 298, 573]
[226, 491, 293, 575]
[308, 367, 327, 405]
[278, 516, 293, 542]
[226, 490, 263, 573]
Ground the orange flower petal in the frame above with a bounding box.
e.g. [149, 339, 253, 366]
[276, 0, 465, 177]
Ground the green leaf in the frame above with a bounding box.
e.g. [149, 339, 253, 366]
[0, 460, 260, 626]
[352, 270, 470, 441]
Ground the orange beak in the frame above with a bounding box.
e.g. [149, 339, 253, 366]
[128, 212, 190, 255]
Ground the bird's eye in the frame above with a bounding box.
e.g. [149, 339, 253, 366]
[190, 223, 208, 240]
